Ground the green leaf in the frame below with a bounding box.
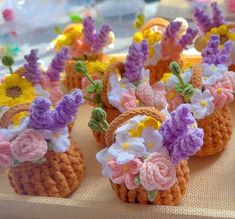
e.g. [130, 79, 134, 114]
[33, 157, 46, 164]
[86, 84, 96, 94]
[94, 81, 103, 93]
[69, 14, 83, 23]
[174, 83, 184, 94]
[147, 190, 158, 202]
[54, 26, 62, 34]
[134, 176, 141, 186]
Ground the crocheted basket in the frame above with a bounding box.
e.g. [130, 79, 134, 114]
[105, 107, 190, 205]
[191, 65, 233, 156]
[0, 103, 85, 197]
[63, 54, 108, 91]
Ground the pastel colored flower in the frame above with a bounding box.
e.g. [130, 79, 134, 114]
[139, 152, 176, 191]
[190, 89, 215, 119]
[206, 78, 234, 109]
[140, 68, 151, 83]
[96, 148, 115, 177]
[224, 71, 235, 90]
[145, 43, 162, 66]
[11, 129, 48, 162]
[0, 136, 13, 166]
[108, 158, 142, 190]
[108, 132, 146, 164]
[39, 127, 70, 153]
[152, 82, 168, 111]
[166, 89, 184, 112]
[136, 83, 154, 107]
[119, 88, 139, 112]
[161, 38, 183, 61]
[70, 39, 92, 57]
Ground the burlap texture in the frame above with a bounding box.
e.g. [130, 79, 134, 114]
[0, 104, 234, 219]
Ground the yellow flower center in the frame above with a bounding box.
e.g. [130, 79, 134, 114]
[203, 76, 209, 80]
[122, 164, 129, 172]
[122, 143, 130, 151]
[200, 100, 207, 107]
[147, 142, 154, 149]
[217, 88, 223, 94]
[167, 91, 176, 100]
[53, 133, 61, 138]
[6, 86, 22, 98]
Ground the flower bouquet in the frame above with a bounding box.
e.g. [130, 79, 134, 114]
[164, 40, 234, 155]
[133, 17, 198, 83]
[0, 89, 85, 197]
[94, 105, 204, 205]
[51, 17, 115, 90]
[193, 1, 235, 71]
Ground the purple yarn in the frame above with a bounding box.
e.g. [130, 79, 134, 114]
[211, 2, 225, 27]
[123, 40, 148, 83]
[164, 21, 182, 39]
[141, 40, 149, 62]
[160, 104, 204, 164]
[179, 28, 198, 49]
[24, 49, 42, 84]
[93, 24, 111, 53]
[51, 89, 84, 130]
[28, 97, 53, 130]
[193, 7, 213, 33]
[46, 47, 70, 82]
[217, 40, 232, 64]
[83, 17, 96, 47]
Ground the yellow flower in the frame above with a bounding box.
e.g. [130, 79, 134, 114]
[182, 63, 193, 72]
[133, 32, 144, 43]
[161, 73, 172, 83]
[86, 61, 109, 75]
[12, 112, 29, 127]
[0, 74, 36, 107]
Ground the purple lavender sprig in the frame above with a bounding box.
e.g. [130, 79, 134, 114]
[211, 2, 225, 27]
[83, 17, 96, 47]
[28, 97, 53, 130]
[160, 104, 204, 165]
[123, 40, 148, 83]
[193, 7, 213, 33]
[217, 40, 232, 64]
[164, 21, 182, 40]
[51, 89, 84, 131]
[24, 49, 42, 84]
[93, 24, 111, 53]
[179, 28, 198, 49]
[46, 47, 70, 82]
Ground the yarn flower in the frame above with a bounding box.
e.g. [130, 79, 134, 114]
[224, 71, 235, 90]
[161, 38, 183, 61]
[166, 89, 184, 112]
[83, 17, 96, 48]
[190, 89, 215, 119]
[11, 129, 48, 162]
[0, 136, 13, 166]
[119, 88, 139, 112]
[179, 28, 198, 49]
[206, 78, 234, 109]
[136, 83, 154, 107]
[24, 49, 43, 84]
[108, 158, 143, 190]
[108, 132, 146, 165]
[211, 2, 225, 27]
[139, 152, 176, 191]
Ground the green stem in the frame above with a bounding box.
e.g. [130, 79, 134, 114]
[177, 74, 185, 87]
[98, 123, 107, 133]
[102, 120, 110, 129]
[9, 66, 13, 74]
[84, 96, 97, 103]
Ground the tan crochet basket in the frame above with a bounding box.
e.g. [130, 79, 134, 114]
[105, 107, 190, 205]
[191, 65, 233, 156]
[0, 103, 85, 197]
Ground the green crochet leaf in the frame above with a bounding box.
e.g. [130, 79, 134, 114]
[147, 190, 158, 202]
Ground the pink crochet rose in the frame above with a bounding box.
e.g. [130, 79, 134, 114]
[166, 89, 184, 112]
[206, 78, 234, 109]
[108, 158, 142, 190]
[140, 152, 176, 191]
[11, 129, 48, 162]
[136, 83, 154, 107]
[0, 136, 13, 167]
[161, 39, 183, 61]
[120, 88, 139, 112]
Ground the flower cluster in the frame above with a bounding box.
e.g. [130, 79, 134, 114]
[96, 105, 203, 201]
[0, 89, 83, 167]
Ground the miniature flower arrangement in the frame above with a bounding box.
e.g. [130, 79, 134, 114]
[193, 1, 235, 71]
[51, 17, 115, 90]
[133, 16, 198, 83]
[0, 47, 69, 127]
[93, 105, 204, 205]
[0, 89, 85, 197]
[163, 38, 234, 156]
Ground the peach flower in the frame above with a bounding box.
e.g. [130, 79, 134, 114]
[136, 83, 154, 107]
[120, 88, 139, 112]
[11, 129, 48, 162]
[140, 152, 176, 191]
[152, 82, 167, 111]
[161, 39, 183, 61]
[0, 135, 13, 167]
[224, 71, 235, 90]
[70, 39, 92, 57]
[108, 158, 142, 190]
[206, 78, 234, 109]
[166, 89, 184, 112]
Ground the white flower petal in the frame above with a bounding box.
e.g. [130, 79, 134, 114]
[116, 151, 135, 165]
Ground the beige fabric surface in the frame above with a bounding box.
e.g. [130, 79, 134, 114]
[0, 103, 234, 219]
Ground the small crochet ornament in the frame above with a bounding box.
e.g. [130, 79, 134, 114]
[0, 89, 85, 197]
[132, 15, 198, 83]
[94, 105, 204, 205]
[51, 17, 115, 91]
[193, 1, 235, 71]
[164, 55, 233, 156]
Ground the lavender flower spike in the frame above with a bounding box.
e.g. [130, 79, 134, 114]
[123, 40, 148, 83]
[211, 2, 225, 27]
[193, 7, 212, 33]
[24, 49, 42, 84]
[46, 47, 70, 82]
[218, 40, 232, 64]
[93, 24, 111, 53]
[164, 21, 182, 40]
[51, 89, 84, 130]
[179, 28, 198, 49]
[83, 17, 96, 48]
[28, 97, 53, 130]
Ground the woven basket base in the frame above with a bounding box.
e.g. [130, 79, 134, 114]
[110, 160, 189, 205]
[7, 140, 85, 197]
[228, 64, 235, 72]
[195, 106, 232, 156]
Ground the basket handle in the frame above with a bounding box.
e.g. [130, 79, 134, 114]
[191, 64, 202, 89]
[105, 107, 165, 146]
[0, 103, 30, 128]
[101, 61, 125, 108]
[140, 17, 169, 33]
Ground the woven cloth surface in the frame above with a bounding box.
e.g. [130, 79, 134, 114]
[0, 103, 234, 219]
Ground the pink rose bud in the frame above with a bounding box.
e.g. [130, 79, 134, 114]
[0, 135, 14, 167]
[2, 9, 14, 22]
[11, 129, 48, 162]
